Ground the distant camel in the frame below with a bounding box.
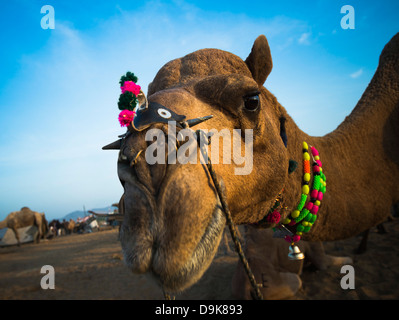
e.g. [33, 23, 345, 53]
[0, 207, 48, 245]
[67, 219, 75, 234]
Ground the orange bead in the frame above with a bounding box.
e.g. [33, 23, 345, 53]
[304, 160, 310, 174]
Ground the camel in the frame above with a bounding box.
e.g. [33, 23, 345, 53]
[67, 219, 76, 234]
[0, 207, 48, 245]
[103, 33, 399, 297]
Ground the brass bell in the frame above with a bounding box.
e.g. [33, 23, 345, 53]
[288, 244, 305, 260]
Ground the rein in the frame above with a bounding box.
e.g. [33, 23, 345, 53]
[197, 129, 264, 300]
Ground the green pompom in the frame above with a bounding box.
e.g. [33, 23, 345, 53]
[118, 92, 138, 111]
[119, 71, 138, 86]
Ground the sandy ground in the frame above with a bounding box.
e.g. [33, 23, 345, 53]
[1, 217, 399, 300]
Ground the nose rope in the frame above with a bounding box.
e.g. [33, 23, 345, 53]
[197, 130, 264, 300]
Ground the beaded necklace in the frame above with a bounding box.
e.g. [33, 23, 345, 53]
[280, 142, 327, 244]
[252, 141, 327, 259]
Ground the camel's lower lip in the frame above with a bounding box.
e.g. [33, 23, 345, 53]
[121, 202, 226, 293]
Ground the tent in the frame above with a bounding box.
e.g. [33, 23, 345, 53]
[0, 226, 39, 246]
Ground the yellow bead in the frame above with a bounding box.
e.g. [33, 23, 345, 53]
[315, 200, 321, 206]
[302, 141, 308, 150]
[303, 152, 310, 161]
[302, 221, 308, 227]
[304, 173, 310, 182]
[302, 185, 309, 195]
[291, 210, 300, 218]
[296, 232, 303, 236]
[314, 155, 320, 160]
[282, 218, 291, 224]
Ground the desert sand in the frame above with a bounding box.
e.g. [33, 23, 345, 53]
[1, 217, 399, 300]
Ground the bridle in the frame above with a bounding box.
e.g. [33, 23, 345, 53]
[104, 101, 268, 300]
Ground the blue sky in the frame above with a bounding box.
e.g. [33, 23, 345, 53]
[0, 0, 398, 221]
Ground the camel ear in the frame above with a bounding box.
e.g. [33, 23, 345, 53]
[245, 35, 273, 86]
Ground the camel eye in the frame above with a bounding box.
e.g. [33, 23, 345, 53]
[243, 93, 260, 112]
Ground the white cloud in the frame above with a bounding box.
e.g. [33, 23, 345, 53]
[298, 32, 311, 45]
[350, 68, 363, 78]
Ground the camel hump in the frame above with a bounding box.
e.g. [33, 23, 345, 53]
[380, 32, 399, 64]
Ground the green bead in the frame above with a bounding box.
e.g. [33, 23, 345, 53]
[297, 225, 305, 232]
[295, 208, 310, 223]
[313, 175, 321, 190]
[310, 214, 317, 224]
[297, 194, 307, 211]
[303, 226, 311, 233]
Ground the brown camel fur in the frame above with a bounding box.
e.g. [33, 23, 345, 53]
[0, 207, 48, 245]
[107, 33, 399, 294]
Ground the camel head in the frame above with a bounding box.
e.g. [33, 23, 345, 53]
[105, 35, 290, 293]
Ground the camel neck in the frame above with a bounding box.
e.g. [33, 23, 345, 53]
[281, 43, 399, 241]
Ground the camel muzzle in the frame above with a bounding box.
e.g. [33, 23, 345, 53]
[103, 98, 264, 299]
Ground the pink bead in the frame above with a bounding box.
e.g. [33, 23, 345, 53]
[317, 192, 323, 201]
[313, 165, 320, 173]
[292, 235, 301, 242]
[305, 202, 313, 210]
[310, 189, 319, 199]
[284, 235, 292, 243]
[316, 160, 322, 167]
[310, 205, 319, 214]
[288, 220, 297, 226]
[311, 147, 319, 156]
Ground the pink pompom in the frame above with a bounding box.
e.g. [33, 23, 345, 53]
[288, 220, 297, 226]
[316, 160, 322, 167]
[121, 81, 141, 96]
[313, 165, 320, 173]
[311, 146, 319, 156]
[310, 205, 319, 214]
[118, 109, 135, 127]
[317, 192, 323, 201]
[310, 189, 319, 199]
[266, 211, 281, 224]
[292, 235, 301, 242]
[305, 202, 314, 211]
